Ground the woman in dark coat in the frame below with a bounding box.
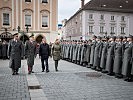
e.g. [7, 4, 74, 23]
[25, 34, 37, 74]
[52, 39, 61, 71]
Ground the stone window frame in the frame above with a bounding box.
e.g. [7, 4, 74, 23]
[1, 7, 12, 28]
[40, 10, 50, 29]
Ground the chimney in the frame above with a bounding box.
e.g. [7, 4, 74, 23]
[81, 0, 85, 8]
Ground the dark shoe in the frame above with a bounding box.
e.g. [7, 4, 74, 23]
[31, 71, 34, 73]
[124, 77, 133, 82]
[46, 70, 49, 73]
[42, 70, 44, 72]
[12, 73, 15, 75]
[107, 73, 114, 76]
[115, 74, 123, 79]
[28, 72, 31, 74]
[102, 70, 108, 73]
[55, 69, 58, 72]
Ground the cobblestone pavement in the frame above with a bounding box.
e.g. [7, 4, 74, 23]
[33, 57, 133, 100]
[0, 57, 133, 100]
[0, 60, 30, 100]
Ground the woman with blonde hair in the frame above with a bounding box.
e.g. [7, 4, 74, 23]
[52, 39, 61, 71]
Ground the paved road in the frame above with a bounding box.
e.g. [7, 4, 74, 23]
[0, 57, 133, 100]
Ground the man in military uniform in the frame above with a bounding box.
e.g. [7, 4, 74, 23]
[0, 39, 2, 59]
[25, 34, 37, 74]
[93, 36, 103, 71]
[122, 35, 133, 82]
[7, 33, 24, 75]
[89, 35, 97, 68]
[113, 36, 124, 78]
[2, 40, 8, 60]
[105, 36, 116, 76]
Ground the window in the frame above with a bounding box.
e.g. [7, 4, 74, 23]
[111, 16, 114, 20]
[100, 15, 104, 20]
[3, 13, 10, 25]
[121, 27, 125, 33]
[100, 26, 104, 33]
[42, 16, 48, 27]
[111, 27, 115, 33]
[25, 0, 31, 2]
[89, 14, 93, 19]
[25, 15, 31, 26]
[42, 0, 48, 3]
[89, 26, 93, 33]
[121, 16, 125, 21]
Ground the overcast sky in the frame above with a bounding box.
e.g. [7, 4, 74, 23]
[58, 0, 90, 24]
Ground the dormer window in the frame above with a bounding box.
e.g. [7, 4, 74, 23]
[25, 0, 31, 2]
[42, 0, 48, 3]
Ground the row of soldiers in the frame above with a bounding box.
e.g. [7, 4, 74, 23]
[0, 40, 8, 60]
[60, 35, 133, 82]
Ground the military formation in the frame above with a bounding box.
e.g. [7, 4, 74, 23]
[60, 35, 133, 82]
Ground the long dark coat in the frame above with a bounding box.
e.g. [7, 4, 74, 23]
[52, 43, 61, 61]
[100, 42, 109, 69]
[89, 41, 97, 65]
[7, 40, 23, 69]
[72, 44, 77, 61]
[80, 44, 87, 64]
[77, 44, 83, 61]
[0, 42, 2, 58]
[105, 42, 116, 72]
[122, 42, 133, 77]
[93, 41, 103, 67]
[2, 43, 8, 57]
[66, 44, 71, 59]
[73, 44, 79, 61]
[113, 43, 124, 74]
[85, 44, 91, 63]
[69, 45, 73, 60]
[25, 41, 37, 66]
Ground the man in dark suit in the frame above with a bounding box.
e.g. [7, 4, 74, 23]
[39, 38, 50, 72]
[7, 33, 24, 75]
[25, 34, 37, 74]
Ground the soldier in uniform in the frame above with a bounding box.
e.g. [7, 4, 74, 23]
[86, 39, 92, 68]
[105, 36, 116, 76]
[122, 35, 133, 82]
[89, 35, 97, 68]
[77, 40, 83, 65]
[100, 37, 109, 73]
[25, 34, 37, 74]
[0, 39, 2, 59]
[93, 36, 103, 71]
[7, 33, 24, 75]
[113, 36, 124, 78]
[2, 40, 8, 60]
[72, 40, 77, 63]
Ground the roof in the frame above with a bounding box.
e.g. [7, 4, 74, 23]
[66, 0, 133, 24]
[83, 0, 133, 13]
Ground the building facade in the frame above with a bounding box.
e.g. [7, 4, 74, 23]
[63, 0, 133, 40]
[0, 0, 58, 43]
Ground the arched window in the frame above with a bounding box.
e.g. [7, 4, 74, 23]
[40, 10, 50, 28]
